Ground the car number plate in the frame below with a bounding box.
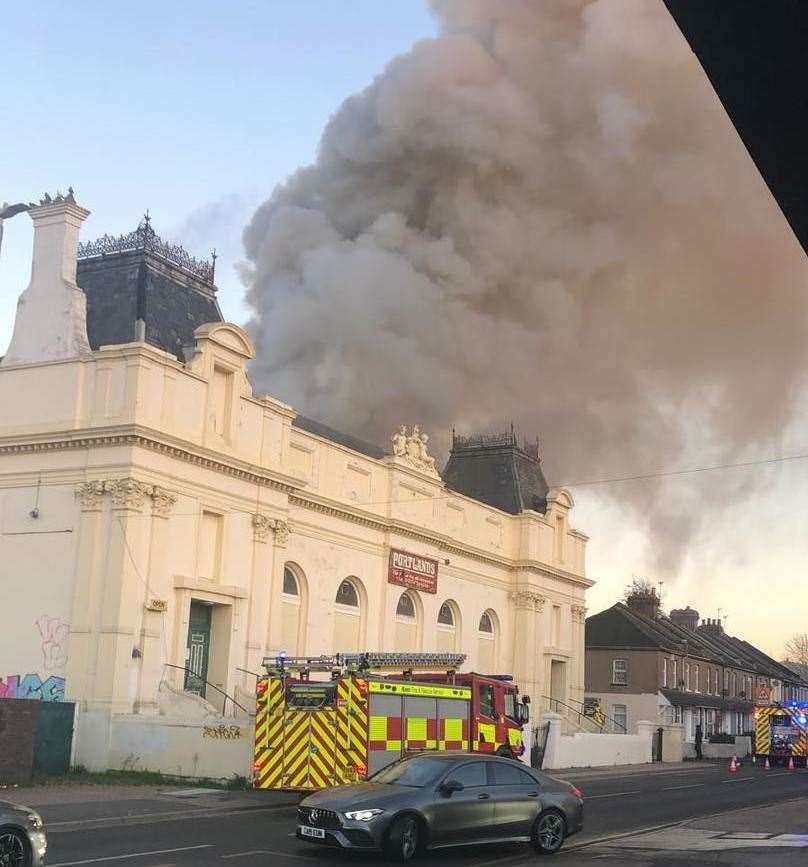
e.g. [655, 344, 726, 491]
[300, 825, 326, 839]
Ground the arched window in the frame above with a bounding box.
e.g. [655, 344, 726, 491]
[394, 591, 420, 652]
[334, 578, 363, 651]
[283, 567, 299, 596]
[396, 592, 416, 620]
[279, 563, 306, 655]
[477, 609, 498, 673]
[336, 579, 359, 607]
[437, 600, 460, 653]
[438, 603, 455, 626]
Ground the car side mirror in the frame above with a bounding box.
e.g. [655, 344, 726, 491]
[440, 779, 464, 797]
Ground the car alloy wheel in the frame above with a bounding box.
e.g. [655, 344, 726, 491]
[0, 831, 27, 867]
[534, 810, 565, 854]
[400, 816, 418, 860]
[385, 814, 419, 862]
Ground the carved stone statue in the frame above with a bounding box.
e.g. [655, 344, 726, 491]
[391, 425, 408, 457]
[390, 424, 439, 476]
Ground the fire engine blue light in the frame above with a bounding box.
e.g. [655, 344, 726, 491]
[799, 715, 807, 725]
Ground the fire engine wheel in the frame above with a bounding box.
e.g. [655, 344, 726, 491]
[531, 809, 566, 855]
[384, 813, 421, 862]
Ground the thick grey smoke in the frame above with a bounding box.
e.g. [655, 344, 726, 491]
[242, 0, 808, 573]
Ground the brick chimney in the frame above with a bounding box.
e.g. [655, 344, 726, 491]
[670, 606, 700, 631]
[699, 617, 724, 637]
[625, 586, 661, 621]
[2, 191, 91, 366]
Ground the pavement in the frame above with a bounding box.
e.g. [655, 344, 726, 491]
[11, 761, 808, 866]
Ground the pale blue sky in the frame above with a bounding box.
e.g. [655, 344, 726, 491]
[0, 0, 437, 350]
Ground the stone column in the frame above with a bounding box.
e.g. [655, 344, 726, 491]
[65, 481, 108, 707]
[95, 478, 153, 714]
[245, 514, 274, 680]
[266, 518, 290, 658]
[135, 486, 177, 714]
[509, 590, 545, 710]
[571, 605, 587, 705]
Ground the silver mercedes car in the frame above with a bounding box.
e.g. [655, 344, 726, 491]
[297, 752, 583, 861]
[0, 801, 47, 867]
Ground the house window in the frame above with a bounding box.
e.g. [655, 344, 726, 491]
[282, 567, 299, 596]
[395, 592, 416, 620]
[438, 602, 454, 626]
[613, 704, 627, 733]
[611, 659, 628, 686]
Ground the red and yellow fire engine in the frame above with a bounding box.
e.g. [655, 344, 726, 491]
[253, 652, 531, 791]
[753, 697, 808, 767]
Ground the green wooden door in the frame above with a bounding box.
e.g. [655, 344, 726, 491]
[33, 702, 75, 774]
[185, 602, 212, 697]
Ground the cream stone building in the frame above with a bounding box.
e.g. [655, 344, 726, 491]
[0, 195, 592, 773]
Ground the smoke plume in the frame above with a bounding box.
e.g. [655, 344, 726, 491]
[242, 0, 808, 573]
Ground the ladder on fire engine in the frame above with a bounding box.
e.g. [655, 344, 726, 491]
[262, 651, 467, 678]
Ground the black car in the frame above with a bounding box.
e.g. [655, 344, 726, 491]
[297, 753, 583, 861]
[0, 801, 47, 866]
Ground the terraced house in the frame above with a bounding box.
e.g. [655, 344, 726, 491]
[585, 587, 808, 742]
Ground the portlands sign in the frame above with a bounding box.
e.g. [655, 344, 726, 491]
[388, 548, 439, 594]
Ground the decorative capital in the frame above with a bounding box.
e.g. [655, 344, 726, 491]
[150, 485, 177, 518]
[104, 478, 152, 511]
[272, 518, 290, 548]
[75, 480, 106, 511]
[571, 605, 587, 624]
[390, 424, 440, 477]
[509, 590, 546, 612]
[252, 513, 273, 543]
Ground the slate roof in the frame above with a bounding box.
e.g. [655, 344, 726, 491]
[587, 603, 808, 687]
[291, 415, 386, 460]
[77, 248, 223, 361]
[442, 432, 549, 515]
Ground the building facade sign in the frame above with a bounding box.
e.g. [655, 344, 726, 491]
[388, 548, 439, 594]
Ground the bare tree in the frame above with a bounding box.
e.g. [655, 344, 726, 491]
[783, 633, 808, 666]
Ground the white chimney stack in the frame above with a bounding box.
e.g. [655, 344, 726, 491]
[2, 192, 92, 366]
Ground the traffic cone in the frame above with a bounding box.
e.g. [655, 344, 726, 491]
[788, 755, 795, 770]
[764, 757, 770, 770]
[729, 756, 738, 773]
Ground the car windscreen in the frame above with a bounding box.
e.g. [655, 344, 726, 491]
[370, 756, 455, 787]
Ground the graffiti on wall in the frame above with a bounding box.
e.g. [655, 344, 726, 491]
[0, 615, 69, 703]
[0, 673, 65, 702]
[36, 615, 69, 671]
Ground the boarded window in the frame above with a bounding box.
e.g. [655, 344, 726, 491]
[198, 511, 223, 580]
[210, 366, 233, 437]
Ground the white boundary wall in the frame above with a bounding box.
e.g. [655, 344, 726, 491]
[74, 710, 254, 781]
[541, 713, 653, 769]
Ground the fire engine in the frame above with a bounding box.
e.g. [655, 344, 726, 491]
[253, 651, 531, 791]
[753, 700, 808, 767]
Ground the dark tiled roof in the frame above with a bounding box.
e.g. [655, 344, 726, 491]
[77, 249, 222, 361]
[586, 603, 808, 687]
[442, 433, 549, 515]
[292, 415, 386, 460]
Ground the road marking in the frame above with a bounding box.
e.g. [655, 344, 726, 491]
[222, 851, 322, 862]
[585, 790, 641, 799]
[661, 783, 702, 791]
[48, 846, 212, 866]
[720, 777, 754, 784]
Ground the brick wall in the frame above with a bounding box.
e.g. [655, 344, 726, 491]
[0, 699, 39, 783]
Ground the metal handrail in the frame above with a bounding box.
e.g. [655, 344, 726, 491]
[541, 694, 627, 734]
[163, 663, 252, 717]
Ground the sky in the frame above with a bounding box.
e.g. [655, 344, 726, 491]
[1, 2, 805, 660]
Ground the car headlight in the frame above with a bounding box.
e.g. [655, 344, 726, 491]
[28, 813, 44, 830]
[344, 808, 383, 821]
